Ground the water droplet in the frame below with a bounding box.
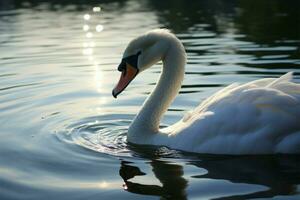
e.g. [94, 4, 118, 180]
[96, 25, 104, 32]
[83, 14, 91, 20]
[86, 32, 93, 38]
[93, 7, 101, 12]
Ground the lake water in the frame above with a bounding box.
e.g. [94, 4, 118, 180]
[0, 0, 300, 199]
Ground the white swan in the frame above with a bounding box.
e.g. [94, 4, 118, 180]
[112, 29, 300, 154]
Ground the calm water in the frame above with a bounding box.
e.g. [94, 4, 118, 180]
[1, 0, 300, 199]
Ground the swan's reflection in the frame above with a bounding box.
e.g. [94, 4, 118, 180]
[120, 160, 188, 200]
[119, 155, 300, 200]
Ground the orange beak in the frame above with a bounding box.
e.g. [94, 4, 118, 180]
[112, 63, 139, 98]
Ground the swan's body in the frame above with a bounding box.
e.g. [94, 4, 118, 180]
[113, 29, 300, 154]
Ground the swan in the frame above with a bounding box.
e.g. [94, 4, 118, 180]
[112, 29, 300, 154]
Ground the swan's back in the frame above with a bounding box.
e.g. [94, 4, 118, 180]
[160, 72, 300, 154]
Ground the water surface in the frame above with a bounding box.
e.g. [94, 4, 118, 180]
[0, 0, 300, 199]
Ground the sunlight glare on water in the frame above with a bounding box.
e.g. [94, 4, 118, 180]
[0, 0, 300, 200]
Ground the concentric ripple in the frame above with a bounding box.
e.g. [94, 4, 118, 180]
[60, 116, 132, 156]
[56, 115, 183, 158]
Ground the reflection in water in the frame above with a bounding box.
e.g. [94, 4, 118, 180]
[194, 155, 300, 199]
[148, 0, 300, 70]
[236, 0, 300, 43]
[81, 6, 106, 93]
[120, 156, 300, 200]
[147, 0, 300, 41]
[120, 160, 187, 200]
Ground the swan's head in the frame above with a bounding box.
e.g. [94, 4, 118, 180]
[112, 29, 174, 98]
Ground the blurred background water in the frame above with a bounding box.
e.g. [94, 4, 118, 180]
[0, 0, 300, 199]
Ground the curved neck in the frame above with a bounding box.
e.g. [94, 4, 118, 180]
[128, 38, 186, 140]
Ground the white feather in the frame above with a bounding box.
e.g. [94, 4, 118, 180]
[121, 29, 300, 154]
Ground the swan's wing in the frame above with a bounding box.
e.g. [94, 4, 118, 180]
[266, 71, 293, 87]
[173, 72, 300, 154]
[184, 72, 296, 122]
[183, 82, 241, 122]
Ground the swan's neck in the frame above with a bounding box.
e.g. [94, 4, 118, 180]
[128, 38, 186, 142]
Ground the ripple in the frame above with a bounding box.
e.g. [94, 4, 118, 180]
[0, 82, 42, 93]
[57, 115, 183, 158]
[61, 117, 131, 157]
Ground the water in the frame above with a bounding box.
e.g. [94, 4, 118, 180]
[0, 0, 300, 199]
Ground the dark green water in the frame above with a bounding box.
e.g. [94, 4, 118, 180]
[0, 0, 300, 199]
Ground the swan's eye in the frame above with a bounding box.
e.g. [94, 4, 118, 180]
[118, 51, 141, 72]
[118, 60, 126, 72]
